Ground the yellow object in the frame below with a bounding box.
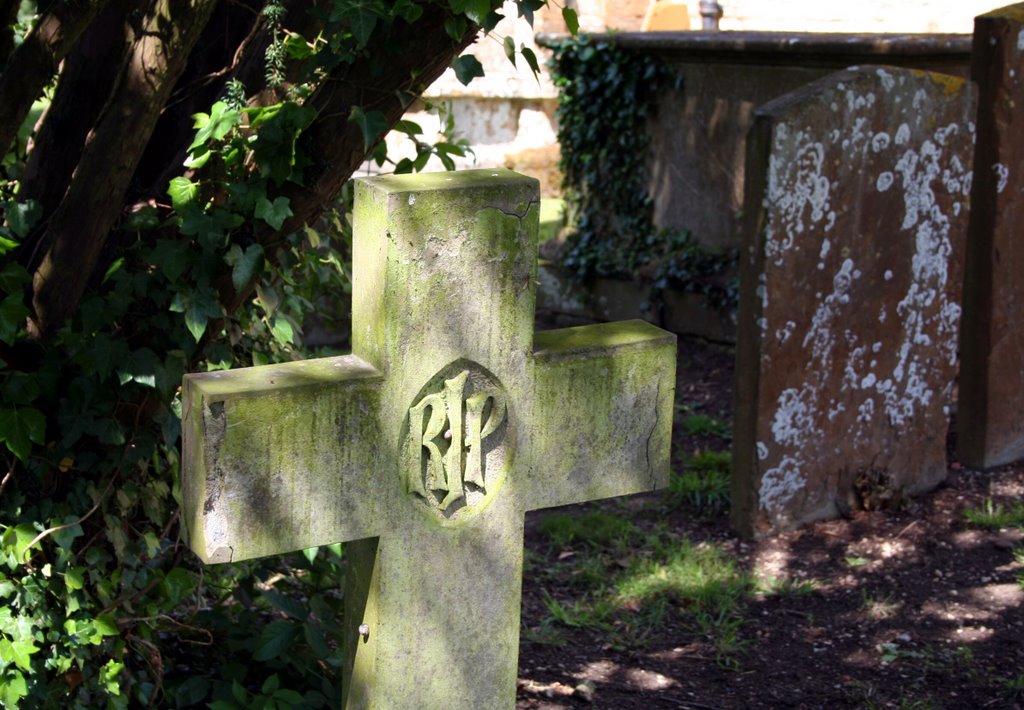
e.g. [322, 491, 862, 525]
[642, 1, 691, 31]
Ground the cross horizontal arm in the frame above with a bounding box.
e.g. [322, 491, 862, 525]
[182, 355, 385, 563]
[522, 320, 677, 511]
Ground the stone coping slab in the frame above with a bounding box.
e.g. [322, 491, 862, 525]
[537, 31, 972, 68]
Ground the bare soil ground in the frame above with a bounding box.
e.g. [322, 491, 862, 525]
[515, 335, 1024, 710]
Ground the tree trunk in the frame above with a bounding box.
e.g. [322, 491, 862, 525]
[19, 2, 130, 238]
[0, 0, 20, 66]
[0, 0, 110, 158]
[29, 0, 220, 339]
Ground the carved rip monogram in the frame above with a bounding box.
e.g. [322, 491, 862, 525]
[403, 362, 510, 520]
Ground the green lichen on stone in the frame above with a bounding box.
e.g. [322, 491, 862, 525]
[182, 355, 385, 563]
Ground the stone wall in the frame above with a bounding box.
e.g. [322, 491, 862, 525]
[720, 0, 1000, 33]
[372, 0, 997, 196]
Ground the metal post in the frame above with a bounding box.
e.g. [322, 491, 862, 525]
[699, 1, 723, 30]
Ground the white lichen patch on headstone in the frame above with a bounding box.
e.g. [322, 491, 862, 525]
[759, 455, 806, 514]
[994, 163, 1010, 193]
[764, 132, 835, 266]
[802, 258, 857, 368]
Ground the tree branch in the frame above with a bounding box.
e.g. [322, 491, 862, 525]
[29, 0, 220, 339]
[222, 3, 479, 314]
[0, 0, 111, 158]
[273, 3, 478, 239]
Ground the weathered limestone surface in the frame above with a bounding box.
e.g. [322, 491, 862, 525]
[181, 169, 676, 708]
[958, 4, 1024, 469]
[732, 67, 976, 537]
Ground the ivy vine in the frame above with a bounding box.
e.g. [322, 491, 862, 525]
[550, 37, 737, 313]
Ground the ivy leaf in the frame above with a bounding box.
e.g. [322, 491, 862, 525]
[183, 145, 212, 170]
[0, 233, 17, 255]
[254, 196, 293, 231]
[522, 47, 541, 79]
[116, 347, 160, 389]
[3, 372, 39, 405]
[516, 0, 544, 25]
[271, 316, 294, 346]
[481, 8, 503, 32]
[283, 31, 313, 59]
[563, 7, 580, 35]
[160, 568, 195, 606]
[0, 294, 27, 345]
[174, 677, 211, 707]
[255, 282, 281, 317]
[99, 660, 123, 694]
[462, 0, 490, 24]
[65, 566, 85, 591]
[0, 638, 39, 671]
[123, 205, 160, 231]
[51, 515, 82, 551]
[503, 35, 516, 67]
[0, 670, 28, 707]
[93, 614, 120, 637]
[0, 263, 28, 295]
[1, 524, 38, 562]
[0, 408, 45, 461]
[189, 101, 241, 152]
[451, 55, 484, 86]
[443, 15, 467, 40]
[167, 177, 200, 213]
[346, 7, 378, 46]
[253, 620, 299, 661]
[393, 0, 423, 23]
[4, 200, 41, 238]
[148, 239, 190, 283]
[225, 243, 265, 290]
[349, 106, 388, 151]
[183, 289, 224, 342]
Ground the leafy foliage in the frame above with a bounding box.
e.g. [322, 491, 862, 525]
[549, 38, 737, 311]
[0, 1, 578, 706]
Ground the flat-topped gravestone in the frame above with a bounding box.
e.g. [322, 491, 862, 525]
[958, 4, 1024, 469]
[732, 66, 976, 537]
[181, 169, 676, 707]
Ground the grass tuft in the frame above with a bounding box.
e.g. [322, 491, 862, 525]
[963, 498, 1024, 529]
[682, 414, 731, 439]
[668, 451, 731, 514]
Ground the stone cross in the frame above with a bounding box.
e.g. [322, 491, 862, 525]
[958, 3, 1024, 469]
[181, 169, 676, 708]
[731, 67, 976, 537]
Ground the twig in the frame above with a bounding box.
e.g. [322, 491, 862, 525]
[0, 467, 12, 497]
[21, 460, 120, 565]
[895, 520, 920, 539]
[780, 608, 811, 618]
[119, 614, 214, 646]
[160, 509, 180, 542]
[163, 13, 266, 112]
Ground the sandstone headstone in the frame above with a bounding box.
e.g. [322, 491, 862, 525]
[958, 4, 1024, 469]
[732, 67, 976, 536]
[181, 169, 676, 707]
